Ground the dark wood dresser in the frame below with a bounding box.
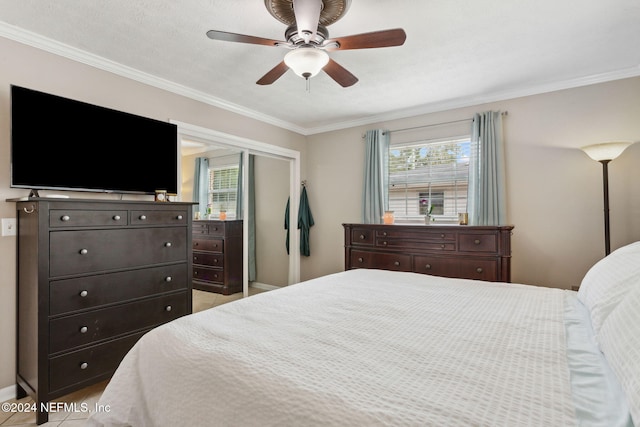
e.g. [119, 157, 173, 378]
[13, 198, 193, 424]
[192, 220, 243, 294]
[343, 223, 513, 282]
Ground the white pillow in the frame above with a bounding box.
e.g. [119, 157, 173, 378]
[598, 285, 640, 426]
[577, 241, 640, 334]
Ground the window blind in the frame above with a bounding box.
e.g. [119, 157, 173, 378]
[207, 159, 239, 219]
[389, 137, 470, 223]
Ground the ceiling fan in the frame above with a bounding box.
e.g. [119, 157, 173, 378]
[206, 0, 407, 87]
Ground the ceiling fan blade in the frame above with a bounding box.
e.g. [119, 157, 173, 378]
[323, 58, 358, 87]
[256, 61, 290, 85]
[206, 30, 283, 47]
[293, 0, 322, 42]
[325, 28, 407, 50]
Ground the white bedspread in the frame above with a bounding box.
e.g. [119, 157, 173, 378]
[89, 269, 578, 426]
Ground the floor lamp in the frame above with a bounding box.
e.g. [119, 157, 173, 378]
[581, 142, 632, 256]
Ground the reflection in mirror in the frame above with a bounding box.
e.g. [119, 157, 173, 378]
[180, 136, 291, 304]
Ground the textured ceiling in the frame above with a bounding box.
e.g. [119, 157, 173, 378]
[0, 0, 639, 135]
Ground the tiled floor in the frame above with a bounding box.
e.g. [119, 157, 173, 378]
[1, 287, 267, 426]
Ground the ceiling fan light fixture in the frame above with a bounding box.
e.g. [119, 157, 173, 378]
[284, 48, 329, 79]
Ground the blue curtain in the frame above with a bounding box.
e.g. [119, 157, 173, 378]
[362, 129, 390, 223]
[193, 157, 209, 218]
[467, 111, 507, 226]
[236, 153, 256, 282]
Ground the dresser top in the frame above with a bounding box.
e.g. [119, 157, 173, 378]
[9, 197, 196, 206]
[343, 223, 514, 231]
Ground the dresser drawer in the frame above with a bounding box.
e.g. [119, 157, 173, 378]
[192, 223, 209, 235]
[49, 331, 146, 393]
[193, 238, 223, 253]
[350, 250, 411, 272]
[207, 223, 226, 237]
[193, 252, 223, 268]
[376, 228, 456, 241]
[50, 264, 188, 315]
[50, 293, 188, 353]
[50, 227, 187, 277]
[350, 228, 374, 246]
[459, 233, 499, 253]
[376, 238, 455, 252]
[130, 210, 188, 226]
[49, 210, 128, 228]
[193, 266, 224, 284]
[413, 256, 498, 281]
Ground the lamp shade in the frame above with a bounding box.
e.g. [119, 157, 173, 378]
[284, 48, 329, 79]
[581, 142, 633, 162]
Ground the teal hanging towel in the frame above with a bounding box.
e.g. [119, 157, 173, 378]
[298, 185, 314, 256]
[284, 185, 315, 256]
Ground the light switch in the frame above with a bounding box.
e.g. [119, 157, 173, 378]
[1, 218, 16, 236]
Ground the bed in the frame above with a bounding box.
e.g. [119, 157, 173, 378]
[88, 242, 640, 427]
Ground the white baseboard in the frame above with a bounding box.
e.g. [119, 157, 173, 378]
[249, 282, 280, 291]
[0, 384, 16, 403]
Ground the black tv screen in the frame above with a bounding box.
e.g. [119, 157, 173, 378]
[10, 85, 178, 195]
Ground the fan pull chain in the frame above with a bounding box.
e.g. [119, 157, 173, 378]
[306, 77, 311, 93]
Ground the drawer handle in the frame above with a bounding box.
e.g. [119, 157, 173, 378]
[440, 244, 445, 249]
[79, 248, 88, 255]
[139, 215, 147, 220]
[357, 257, 364, 263]
[212, 227, 218, 231]
[79, 290, 88, 297]
[79, 326, 88, 334]
[176, 215, 183, 220]
[382, 241, 388, 246]
[382, 232, 387, 237]
[394, 261, 400, 266]
[474, 239, 481, 245]
[194, 242, 199, 247]
[165, 276, 172, 282]
[359, 234, 366, 240]
[80, 362, 88, 370]
[440, 234, 445, 238]
[165, 305, 172, 312]
[193, 256, 198, 261]
[61, 215, 70, 221]
[164, 242, 172, 247]
[112, 215, 121, 221]
[194, 271, 198, 276]
[425, 264, 432, 269]
[213, 259, 218, 264]
[476, 267, 483, 273]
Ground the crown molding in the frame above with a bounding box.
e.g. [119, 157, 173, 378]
[2, 22, 638, 137]
[0, 22, 307, 135]
[304, 66, 640, 135]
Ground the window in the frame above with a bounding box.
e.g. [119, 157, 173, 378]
[207, 161, 239, 219]
[389, 137, 470, 224]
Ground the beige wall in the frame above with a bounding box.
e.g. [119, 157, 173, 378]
[305, 76, 640, 288]
[0, 37, 306, 393]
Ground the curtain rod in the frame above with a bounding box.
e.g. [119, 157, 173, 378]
[361, 111, 508, 138]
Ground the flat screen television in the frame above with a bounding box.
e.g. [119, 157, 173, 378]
[10, 85, 179, 196]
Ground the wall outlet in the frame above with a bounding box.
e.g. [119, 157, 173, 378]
[1, 218, 17, 237]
